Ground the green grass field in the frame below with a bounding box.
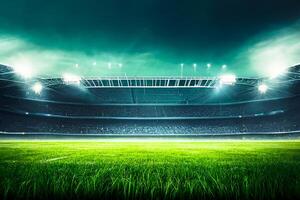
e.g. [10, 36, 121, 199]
[0, 140, 300, 200]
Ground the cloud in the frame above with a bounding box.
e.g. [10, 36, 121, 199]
[1, 20, 300, 78]
[0, 35, 178, 77]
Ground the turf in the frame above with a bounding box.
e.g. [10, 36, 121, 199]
[0, 140, 300, 200]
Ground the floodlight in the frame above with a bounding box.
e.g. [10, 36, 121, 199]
[268, 67, 287, 79]
[207, 63, 211, 68]
[222, 64, 227, 69]
[180, 63, 184, 67]
[193, 64, 197, 72]
[219, 74, 236, 85]
[32, 82, 43, 94]
[63, 74, 81, 85]
[13, 66, 33, 79]
[258, 84, 268, 94]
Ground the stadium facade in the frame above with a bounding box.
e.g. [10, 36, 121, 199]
[0, 64, 299, 135]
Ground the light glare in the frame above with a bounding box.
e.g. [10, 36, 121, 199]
[268, 66, 287, 78]
[258, 84, 268, 94]
[13, 66, 33, 79]
[219, 74, 236, 85]
[32, 82, 43, 94]
[63, 74, 81, 85]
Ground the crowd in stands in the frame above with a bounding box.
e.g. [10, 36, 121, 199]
[1, 96, 298, 118]
[1, 111, 299, 134]
[0, 86, 299, 135]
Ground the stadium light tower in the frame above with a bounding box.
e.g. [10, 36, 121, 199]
[258, 84, 268, 94]
[32, 82, 43, 95]
[180, 63, 184, 77]
[193, 63, 197, 72]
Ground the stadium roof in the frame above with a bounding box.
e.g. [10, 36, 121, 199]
[1, 64, 300, 105]
[1, 63, 300, 86]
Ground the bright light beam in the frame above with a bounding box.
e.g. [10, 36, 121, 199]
[219, 74, 236, 85]
[63, 73, 81, 85]
[13, 66, 33, 79]
[268, 66, 287, 79]
[258, 84, 268, 94]
[31, 82, 43, 94]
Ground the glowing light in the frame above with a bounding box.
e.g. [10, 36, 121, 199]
[108, 62, 112, 69]
[9, 57, 35, 79]
[31, 82, 43, 94]
[63, 74, 81, 85]
[207, 63, 211, 68]
[193, 63, 197, 72]
[118, 63, 123, 68]
[93, 62, 97, 66]
[258, 84, 268, 94]
[180, 63, 184, 77]
[13, 66, 33, 79]
[268, 66, 287, 79]
[250, 42, 289, 78]
[222, 64, 227, 69]
[75, 63, 79, 68]
[219, 74, 236, 85]
[249, 39, 295, 79]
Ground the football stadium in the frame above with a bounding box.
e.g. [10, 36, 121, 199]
[1, 0, 300, 199]
[0, 63, 300, 199]
[1, 63, 300, 136]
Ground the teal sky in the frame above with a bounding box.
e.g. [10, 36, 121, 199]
[0, 0, 300, 78]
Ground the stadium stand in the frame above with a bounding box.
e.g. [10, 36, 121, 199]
[0, 64, 299, 135]
[0, 111, 299, 134]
